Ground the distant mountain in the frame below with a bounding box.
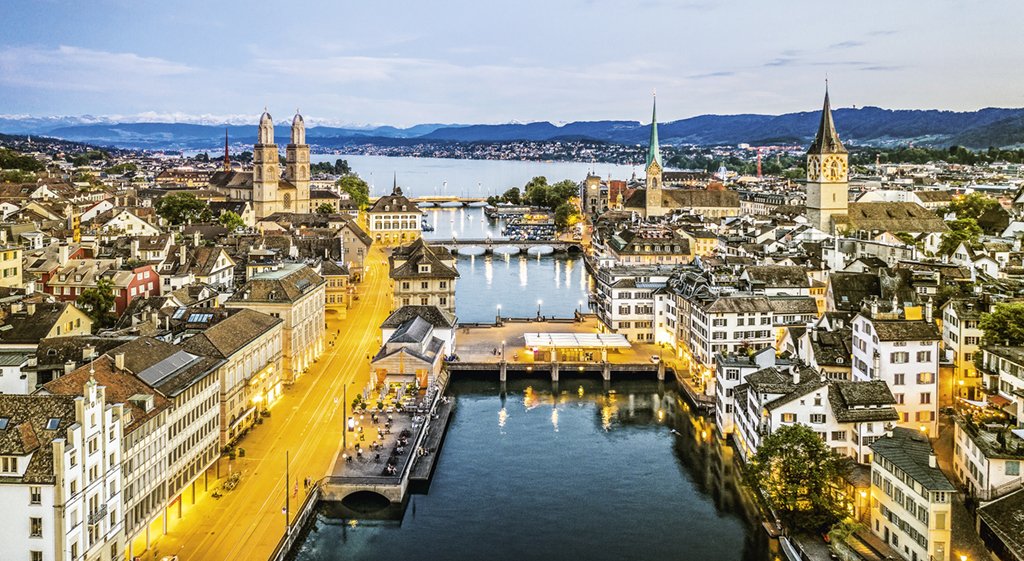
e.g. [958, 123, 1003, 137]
[4, 107, 1024, 149]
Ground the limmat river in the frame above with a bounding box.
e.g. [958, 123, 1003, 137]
[292, 379, 773, 561]
[310, 153, 637, 199]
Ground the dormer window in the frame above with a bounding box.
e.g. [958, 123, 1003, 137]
[419, 264, 431, 274]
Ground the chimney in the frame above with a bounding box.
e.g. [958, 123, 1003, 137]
[58, 244, 69, 265]
[811, 328, 819, 342]
[928, 453, 937, 469]
[885, 423, 894, 438]
[131, 238, 140, 260]
[64, 360, 75, 375]
[791, 365, 800, 385]
[26, 303, 35, 316]
[193, 231, 201, 247]
[179, 245, 187, 265]
[924, 298, 933, 323]
[114, 353, 125, 371]
[870, 299, 878, 318]
[82, 345, 95, 361]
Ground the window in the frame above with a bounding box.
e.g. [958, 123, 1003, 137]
[831, 431, 847, 441]
[45, 418, 60, 430]
[29, 517, 42, 537]
[810, 414, 826, 424]
[917, 350, 932, 362]
[891, 352, 909, 364]
[0, 417, 8, 430]
[894, 393, 905, 405]
[31, 552, 42, 561]
[917, 372, 934, 384]
[1007, 461, 1020, 476]
[29, 486, 41, 505]
[781, 413, 797, 423]
[0, 456, 17, 473]
[814, 395, 822, 407]
[920, 392, 932, 404]
[893, 373, 905, 385]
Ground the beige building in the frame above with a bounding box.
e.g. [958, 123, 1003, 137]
[321, 261, 352, 315]
[0, 246, 22, 288]
[389, 239, 458, 314]
[226, 263, 325, 382]
[182, 309, 284, 446]
[368, 182, 422, 246]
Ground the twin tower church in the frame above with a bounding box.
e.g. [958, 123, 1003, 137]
[640, 89, 849, 233]
[209, 109, 312, 218]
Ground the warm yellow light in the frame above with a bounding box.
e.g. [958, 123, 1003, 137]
[958, 380, 964, 386]
[700, 430, 707, 440]
[919, 425, 927, 432]
[860, 491, 867, 498]
[252, 394, 263, 403]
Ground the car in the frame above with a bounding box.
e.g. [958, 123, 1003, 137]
[650, 355, 661, 364]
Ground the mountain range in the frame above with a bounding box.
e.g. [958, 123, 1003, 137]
[3, 106, 1023, 150]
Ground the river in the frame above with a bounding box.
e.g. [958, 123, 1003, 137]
[292, 379, 773, 561]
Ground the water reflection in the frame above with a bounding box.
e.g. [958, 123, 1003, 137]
[456, 254, 591, 322]
[296, 379, 775, 561]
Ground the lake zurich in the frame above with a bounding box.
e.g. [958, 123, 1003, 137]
[292, 379, 773, 561]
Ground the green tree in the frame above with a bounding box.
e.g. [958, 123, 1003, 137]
[500, 187, 521, 205]
[218, 211, 245, 230]
[745, 424, 851, 532]
[104, 162, 138, 174]
[941, 192, 999, 221]
[316, 203, 335, 214]
[156, 193, 211, 225]
[554, 201, 580, 230]
[938, 218, 982, 255]
[979, 302, 1024, 346]
[524, 176, 551, 207]
[0, 169, 35, 183]
[0, 148, 45, 172]
[77, 278, 117, 328]
[336, 175, 370, 209]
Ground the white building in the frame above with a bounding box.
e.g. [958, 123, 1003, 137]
[978, 347, 1024, 425]
[953, 416, 1024, 501]
[0, 381, 125, 561]
[870, 427, 954, 561]
[940, 299, 985, 402]
[687, 294, 775, 395]
[714, 346, 777, 436]
[592, 265, 672, 344]
[851, 300, 940, 435]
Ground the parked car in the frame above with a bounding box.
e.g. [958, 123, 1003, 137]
[650, 355, 661, 364]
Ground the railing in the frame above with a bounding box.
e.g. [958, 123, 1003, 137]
[268, 482, 322, 561]
[87, 503, 108, 525]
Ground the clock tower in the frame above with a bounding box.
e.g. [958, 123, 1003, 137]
[805, 87, 848, 233]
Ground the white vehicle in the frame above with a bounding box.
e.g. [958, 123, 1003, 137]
[650, 355, 661, 364]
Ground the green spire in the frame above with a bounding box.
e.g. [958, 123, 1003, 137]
[646, 92, 662, 170]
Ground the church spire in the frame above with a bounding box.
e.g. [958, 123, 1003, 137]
[646, 91, 662, 169]
[223, 128, 230, 172]
[807, 84, 847, 155]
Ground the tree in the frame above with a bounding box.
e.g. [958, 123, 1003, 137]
[218, 211, 245, 230]
[979, 302, 1024, 346]
[500, 187, 521, 205]
[554, 201, 580, 230]
[524, 176, 550, 207]
[336, 175, 370, 209]
[938, 218, 982, 255]
[745, 424, 851, 532]
[104, 162, 138, 175]
[77, 278, 117, 328]
[156, 193, 211, 225]
[316, 203, 335, 215]
[941, 192, 999, 221]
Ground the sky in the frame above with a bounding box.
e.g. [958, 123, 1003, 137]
[1, 0, 1021, 127]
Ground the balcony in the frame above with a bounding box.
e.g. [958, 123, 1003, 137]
[87, 504, 108, 526]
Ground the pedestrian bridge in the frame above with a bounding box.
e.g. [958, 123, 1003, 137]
[428, 239, 584, 256]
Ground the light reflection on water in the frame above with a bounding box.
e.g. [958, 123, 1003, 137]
[455, 253, 592, 322]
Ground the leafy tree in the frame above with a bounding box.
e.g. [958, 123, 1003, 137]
[554, 201, 580, 230]
[501, 187, 521, 205]
[524, 176, 550, 207]
[337, 175, 370, 209]
[77, 278, 117, 328]
[311, 159, 351, 175]
[979, 302, 1024, 346]
[316, 203, 335, 215]
[218, 211, 245, 230]
[938, 218, 982, 255]
[745, 424, 851, 532]
[941, 192, 999, 221]
[104, 162, 138, 174]
[0, 148, 45, 172]
[0, 169, 35, 183]
[156, 193, 211, 225]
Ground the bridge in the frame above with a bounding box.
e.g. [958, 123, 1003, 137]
[428, 238, 583, 256]
[410, 196, 489, 207]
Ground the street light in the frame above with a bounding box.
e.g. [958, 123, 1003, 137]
[496, 304, 502, 325]
[501, 340, 505, 362]
[537, 299, 543, 319]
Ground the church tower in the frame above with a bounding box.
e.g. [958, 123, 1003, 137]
[644, 93, 664, 218]
[286, 110, 311, 213]
[805, 87, 848, 233]
[253, 109, 280, 218]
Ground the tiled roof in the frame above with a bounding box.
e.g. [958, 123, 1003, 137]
[869, 319, 940, 342]
[0, 302, 79, 344]
[227, 264, 325, 304]
[977, 487, 1024, 556]
[380, 305, 457, 329]
[0, 393, 78, 484]
[744, 265, 809, 288]
[828, 381, 900, 423]
[870, 427, 954, 491]
[182, 309, 281, 358]
[838, 202, 948, 234]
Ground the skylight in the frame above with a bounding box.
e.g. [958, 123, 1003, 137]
[45, 418, 60, 430]
[0, 417, 9, 430]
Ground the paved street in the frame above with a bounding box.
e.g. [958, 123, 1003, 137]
[139, 246, 392, 561]
[933, 414, 991, 561]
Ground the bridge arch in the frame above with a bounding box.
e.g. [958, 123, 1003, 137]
[341, 490, 392, 513]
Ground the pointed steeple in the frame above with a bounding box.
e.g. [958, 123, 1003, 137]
[646, 91, 662, 169]
[807, 84, 847, 155]
[223, 128, 231, 172]
[392, 172, 402, 196]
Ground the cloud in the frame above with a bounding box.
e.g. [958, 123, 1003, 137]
[830, 40, 865, 49]
[0, 45, 194, 93]
[689, 71, 736, 79]
[867, 29, 898, 36]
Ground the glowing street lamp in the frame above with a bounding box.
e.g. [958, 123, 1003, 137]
[537, 299, 543, 319]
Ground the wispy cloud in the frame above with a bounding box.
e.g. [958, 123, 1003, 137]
[0, 45, 193, 92]
[830, 40, 865, 49]
[689, 71, 735, 79]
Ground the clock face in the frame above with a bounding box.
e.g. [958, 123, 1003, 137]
[822, 155, 848, 182]
[807, 155, 821, 181]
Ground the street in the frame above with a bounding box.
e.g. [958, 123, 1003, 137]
[140, 246, 391, 561]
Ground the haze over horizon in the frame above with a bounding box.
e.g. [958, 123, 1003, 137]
[2, 0, 1022, 127]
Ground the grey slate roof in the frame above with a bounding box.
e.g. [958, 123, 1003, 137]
[380, 306, 457, 330]
[977, 487, 1024, 558]
[828, 381, 900, 423]
[870, 427, 954, 491]
[869, 319, 941, 342]
[182, 309, 281, 359]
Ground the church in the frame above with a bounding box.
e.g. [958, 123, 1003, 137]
[208, 109, 312, 218]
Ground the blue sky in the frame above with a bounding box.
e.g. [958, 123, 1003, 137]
[1, 0, 1020, 126]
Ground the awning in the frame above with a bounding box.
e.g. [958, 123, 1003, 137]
[960, 398, 989, 408]
[988, 394, 1012, 407]
[523, 332, 632, 349]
